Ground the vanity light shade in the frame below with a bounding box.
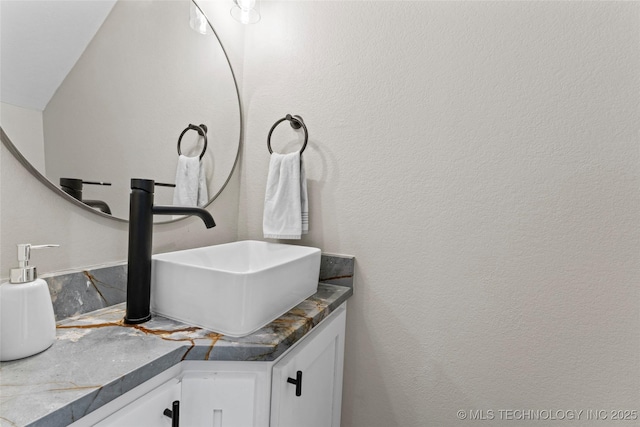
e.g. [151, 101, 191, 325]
[230, 0, 260, 24]
[189, 1, 210, 35]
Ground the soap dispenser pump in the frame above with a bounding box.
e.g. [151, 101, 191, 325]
[0, 244, 58, 362]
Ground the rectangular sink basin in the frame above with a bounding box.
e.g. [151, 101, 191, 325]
[150, 240, 321, 337]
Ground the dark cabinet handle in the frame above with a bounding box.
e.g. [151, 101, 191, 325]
[287, 370, 303, 397]
[163, 400, 180, 427]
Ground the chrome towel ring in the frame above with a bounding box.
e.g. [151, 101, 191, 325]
[177, 124, 208, 160]
[267, 114, 308, 154]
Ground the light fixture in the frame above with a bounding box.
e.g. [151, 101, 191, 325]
[230, 0, 260, 24]
[189, 1, 211, 35]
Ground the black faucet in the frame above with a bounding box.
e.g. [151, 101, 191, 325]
[124, 178, 215, 324]
[60, 178, 113, 214]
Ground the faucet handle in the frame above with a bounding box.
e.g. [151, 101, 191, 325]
[82, 181, 112, 186]
[130, 179, 176, 192]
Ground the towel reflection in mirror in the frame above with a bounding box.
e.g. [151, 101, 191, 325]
[173, 124, 209, 207]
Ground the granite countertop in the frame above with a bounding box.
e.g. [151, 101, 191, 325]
[0, 283, 352, 427]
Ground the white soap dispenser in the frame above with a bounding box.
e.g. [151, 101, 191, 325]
[0, 244, 58, 362]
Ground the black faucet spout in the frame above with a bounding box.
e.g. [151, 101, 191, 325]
[124, 179, 215, 324]
[152, 205, 216, 228]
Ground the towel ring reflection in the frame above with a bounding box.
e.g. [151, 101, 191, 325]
[177, 124, 208, 160]
[267, 114, 308, 154]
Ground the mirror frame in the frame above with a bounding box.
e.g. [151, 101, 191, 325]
[0, 1, 242, 223]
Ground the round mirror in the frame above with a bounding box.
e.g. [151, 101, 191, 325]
[0, 0, 241, 222]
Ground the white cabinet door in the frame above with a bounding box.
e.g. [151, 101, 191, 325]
[270, 307, 346, 427]
[93, 377, 181, 427]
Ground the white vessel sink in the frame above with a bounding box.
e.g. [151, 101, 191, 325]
[150, 240, 321, 337]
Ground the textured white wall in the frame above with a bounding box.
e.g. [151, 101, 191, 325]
[238, 2, 640, 426]
[0, 102, 45, 173]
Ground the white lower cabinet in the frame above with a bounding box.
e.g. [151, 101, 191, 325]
[72, 304, 346, 427]
[270, 304, 345, 427]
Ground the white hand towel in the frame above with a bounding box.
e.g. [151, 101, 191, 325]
[197, 162, 209, 207]
[173, 154, 208, 207]
[300, 155, 308, 235]
[263, 151, 309, 239]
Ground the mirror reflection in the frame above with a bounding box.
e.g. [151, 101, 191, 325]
[0, 0, 241, 222]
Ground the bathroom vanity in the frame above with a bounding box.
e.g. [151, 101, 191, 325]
[75, 305, 345, 427]
[0, 282, 352, 427]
